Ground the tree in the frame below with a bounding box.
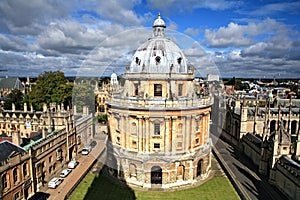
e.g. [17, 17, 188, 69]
[72, 83, 95, 113]
[3, 89, 24, 110]
[28, 71, 73, 111]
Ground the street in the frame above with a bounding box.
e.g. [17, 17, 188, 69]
[212, 134, 288, 200]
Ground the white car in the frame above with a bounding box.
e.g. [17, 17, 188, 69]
[82, 147, 91, 155]
[48, 177, 63, 189]
[60, 169, 72, 178]
[68, 159, 78, 169]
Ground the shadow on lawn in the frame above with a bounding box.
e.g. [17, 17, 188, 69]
[83, 168, 136, 200]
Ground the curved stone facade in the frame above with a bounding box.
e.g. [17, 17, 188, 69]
[106, 14, 213, 189]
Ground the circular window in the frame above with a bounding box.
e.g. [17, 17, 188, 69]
[155, 56, 161, 63]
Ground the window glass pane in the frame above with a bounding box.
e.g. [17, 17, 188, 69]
[154, 84, 162, 96]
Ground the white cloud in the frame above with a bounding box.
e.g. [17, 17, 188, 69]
[147, 0, 240, 12]
[205, 22, 253, 47]
[95, 0, 145, 26]
[184, 28, 201, 36]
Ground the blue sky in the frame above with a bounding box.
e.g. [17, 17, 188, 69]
[0, 0, 300, 78]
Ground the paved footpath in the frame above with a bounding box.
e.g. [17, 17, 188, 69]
[43, 137, 106, 200]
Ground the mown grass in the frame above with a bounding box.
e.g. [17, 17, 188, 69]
[69, 173, 240, 200]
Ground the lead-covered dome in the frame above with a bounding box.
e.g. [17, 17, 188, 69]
[128, 14, 188, 74]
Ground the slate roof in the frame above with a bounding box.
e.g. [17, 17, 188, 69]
[0, 140, 26, 162]
[0, 77, 24, 90]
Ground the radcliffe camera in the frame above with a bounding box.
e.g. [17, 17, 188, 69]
[0, 1, 299, 200]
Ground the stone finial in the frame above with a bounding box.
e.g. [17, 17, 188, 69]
[24, 103, 27, 112]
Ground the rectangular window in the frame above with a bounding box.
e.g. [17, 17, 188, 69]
[196, 120, 199, 131]
[177, 142, 182, 149]
[178, 84, 183, 96]
[195, 138, 199, 144]
[154, 84, 162, 97]
[14, 192, 20, 200]
[99, 105, 105, 112]
[134, 83, 139, 96]
[154, 143, 160, 149]
[132, 141, 137, 148]
[154, 124, 160, 135]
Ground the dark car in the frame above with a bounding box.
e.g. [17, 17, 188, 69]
[90, 140, 97, 148]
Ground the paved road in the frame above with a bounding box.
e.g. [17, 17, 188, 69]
[43, 137, 107, 200]
[212, 135, 288, 200]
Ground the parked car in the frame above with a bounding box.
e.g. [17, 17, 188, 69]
[90, 140, 97, 148]
[68, 159, 78, 169]
[60, 169, 72, 178]
[82, 146, 91, 155]
[48, 178, 63, 189]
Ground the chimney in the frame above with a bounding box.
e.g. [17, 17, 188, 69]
[42, 127, 47, 138]
[12, 131, 20, 146]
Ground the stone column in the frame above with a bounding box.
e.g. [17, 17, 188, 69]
[171, 116, 177, 153]
[145, 117, 149, 153]
[185, 116, 191, 151]
[165, 116, 170, 153]
[138, 116, 142, 151]
[121, 115, 126, 148]
[191, 116, 195, 147]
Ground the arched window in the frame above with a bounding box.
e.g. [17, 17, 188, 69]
[197, 159, 203, 177]
[177, 123, 183, 134]
[129, 164, 137, 179]
[2, 174, 8, 189]
[13, 168, 18, 184]
[23, 163, 28, 177]
[131, 122, 137, 135]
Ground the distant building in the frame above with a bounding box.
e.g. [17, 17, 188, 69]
[0, 103, 94, 199]
[0, 77, 25, 97]
[214, 95, 300, 199]
[106, 14, 213, 189]
[207, 74, 219, 82]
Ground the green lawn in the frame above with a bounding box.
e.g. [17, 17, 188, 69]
[68, 173, 240, 200]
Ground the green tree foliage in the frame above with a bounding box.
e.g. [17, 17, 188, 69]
[72, 83, 95, 113]
[3, 89, 24, 110]
[28, 71, 73, 110]
[95, 114, 108, 124]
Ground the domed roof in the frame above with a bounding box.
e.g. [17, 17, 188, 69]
[153, 13, 166, 28]
[111, 72, 117, 78]
[128, 14, 188, 74]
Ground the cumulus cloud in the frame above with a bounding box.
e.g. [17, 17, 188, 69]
[147, 0, 240, 12]
[0, 0, 75, 34]
[184, 28, 201, 37]
[95, 0, 146, 26]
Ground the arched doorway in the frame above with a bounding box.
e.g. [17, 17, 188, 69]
[197, 159, 203, 177]
[151, 166, 162, 185]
